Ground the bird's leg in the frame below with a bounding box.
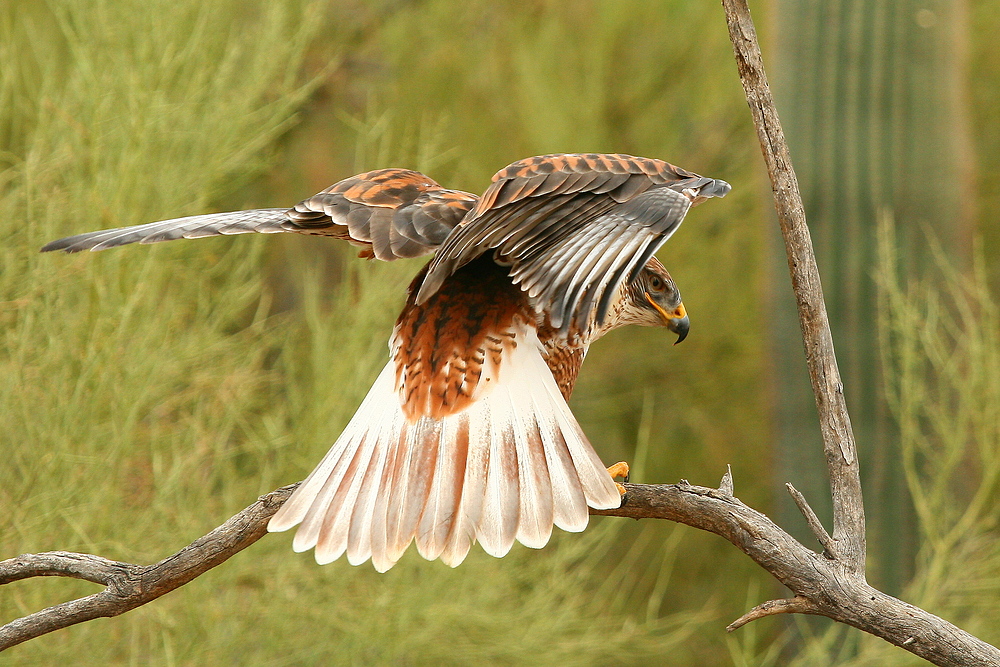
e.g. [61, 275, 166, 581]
[606, 461, 630, 496]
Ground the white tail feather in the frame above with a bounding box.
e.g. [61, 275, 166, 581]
[512, 401, 554, 549]
[267, 326, 621, 571]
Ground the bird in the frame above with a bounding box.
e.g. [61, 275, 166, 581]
[42, 153, 730, 572]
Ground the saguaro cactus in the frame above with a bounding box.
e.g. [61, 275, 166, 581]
[770, 0, 974, 592]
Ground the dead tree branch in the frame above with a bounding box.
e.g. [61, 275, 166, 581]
[722, 0, 867, 570]
[5, 480, 999, 665]
[0, 485, 297, 651]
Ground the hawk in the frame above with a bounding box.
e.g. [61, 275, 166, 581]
[43, 153, 730, 571]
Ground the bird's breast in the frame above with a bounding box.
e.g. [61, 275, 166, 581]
[392, 258, 534, 421]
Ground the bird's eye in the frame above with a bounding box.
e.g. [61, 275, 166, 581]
[648, 274, 666, 292]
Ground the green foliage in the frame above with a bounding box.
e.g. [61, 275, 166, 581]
[0, 0, 322, 551]
[875, 220, 1000, 649]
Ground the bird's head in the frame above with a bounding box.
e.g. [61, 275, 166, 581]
[621, 257, 689, 344]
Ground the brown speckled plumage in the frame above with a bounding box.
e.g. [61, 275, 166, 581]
[392, 259, 533, 421]
[538, 330, 587, 401]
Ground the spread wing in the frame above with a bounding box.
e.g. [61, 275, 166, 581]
[40, 169, 478, 261]
[414, 153, 730, 333]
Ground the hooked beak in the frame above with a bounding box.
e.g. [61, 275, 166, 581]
[668, 310, 690, 344]
[644, 293, 690, 344]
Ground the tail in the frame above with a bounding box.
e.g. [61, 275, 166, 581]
[267, 329, 622, 572]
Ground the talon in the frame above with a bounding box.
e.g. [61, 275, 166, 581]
[615, 482, 627, 496]
[607, 461, 630, 483]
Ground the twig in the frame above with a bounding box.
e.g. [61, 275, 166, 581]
[714, 1, 1000, 664]
[726, 596, 818, 632]
[785, 483, 837, 558]
[719, 464, 735, 496]
[600, 483, 1000, 666]
[0, 552, 128, 587]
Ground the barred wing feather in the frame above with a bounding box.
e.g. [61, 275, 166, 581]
[42, 169, 477, 260]
[415, 153, 729, 334]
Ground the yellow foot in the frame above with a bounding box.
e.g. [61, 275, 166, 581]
[606, 461, 630, 496]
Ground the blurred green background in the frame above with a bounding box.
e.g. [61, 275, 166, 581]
[1, 0, 998, 664]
